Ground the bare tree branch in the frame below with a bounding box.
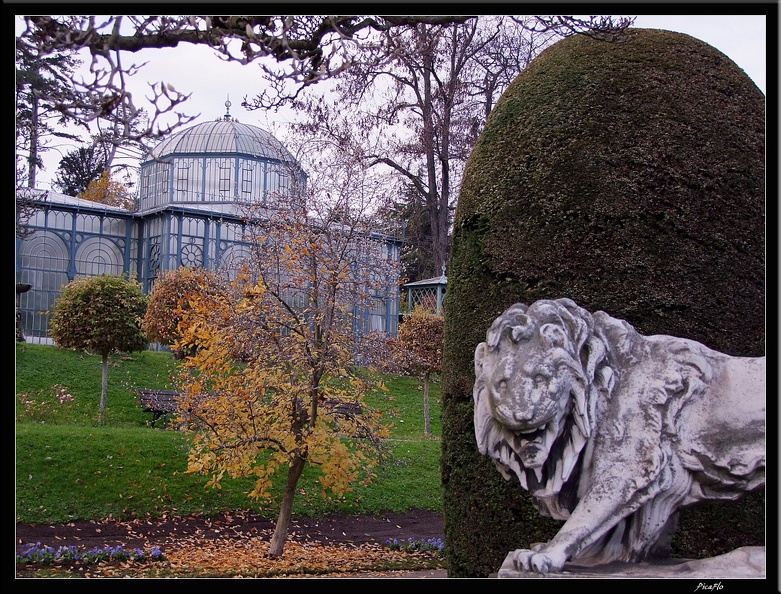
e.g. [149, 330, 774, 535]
[17, 15, 479, 163]
[285, 15, 633, 277]
[16, 14, 633, 249]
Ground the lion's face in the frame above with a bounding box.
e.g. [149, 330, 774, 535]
[475, 324, 576, 470]
[474, 299, 599, 501]
[481, 340, 570, 431]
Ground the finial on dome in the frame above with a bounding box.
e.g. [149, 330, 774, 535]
[224, 95, 232, 121]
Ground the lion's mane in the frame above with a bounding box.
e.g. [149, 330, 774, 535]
[474, 298, 614, 520]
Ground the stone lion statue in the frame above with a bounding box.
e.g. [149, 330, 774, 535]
[473, 298, 765, 574]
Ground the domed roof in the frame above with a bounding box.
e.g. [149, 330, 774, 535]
[150, 117, 296, 163]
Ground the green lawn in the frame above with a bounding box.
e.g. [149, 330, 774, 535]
[15, 343, 443, 524]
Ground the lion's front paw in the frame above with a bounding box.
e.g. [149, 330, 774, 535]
[511, 548, 566, 574]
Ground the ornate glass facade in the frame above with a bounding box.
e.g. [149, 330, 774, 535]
[16, 113, 402, 344]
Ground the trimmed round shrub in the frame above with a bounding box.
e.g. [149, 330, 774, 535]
[142, 267, 223, 357]
[49, 274, 148, 355]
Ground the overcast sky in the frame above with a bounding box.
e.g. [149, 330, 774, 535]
[21, 14, 768, 190]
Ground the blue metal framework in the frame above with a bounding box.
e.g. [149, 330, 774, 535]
[16, 116, 402, 344]
[16, 198, 137, 341]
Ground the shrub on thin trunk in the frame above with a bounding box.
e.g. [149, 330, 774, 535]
[393, 307, 444, 437]
[49, 274, 148, 425]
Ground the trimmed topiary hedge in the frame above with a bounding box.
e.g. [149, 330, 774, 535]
[442, 28, 765, 577]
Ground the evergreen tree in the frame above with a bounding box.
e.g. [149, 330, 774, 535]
[49, 274, 149, 425]
[53, 144, 109, 197]
[378, 181, 435, 282]
[15, 38, 81, 188]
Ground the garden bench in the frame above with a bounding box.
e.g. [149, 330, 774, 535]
[138, 389, 181, 428]
[322, 399, 362, 417]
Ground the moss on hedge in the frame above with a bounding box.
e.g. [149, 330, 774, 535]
[442, 29, 765, 577]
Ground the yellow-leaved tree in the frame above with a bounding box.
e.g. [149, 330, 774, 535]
[79, 170, 136, 210]
[172, 135, 401, 558]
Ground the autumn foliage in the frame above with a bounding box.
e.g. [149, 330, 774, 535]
[141, 267, 223, 358]
[393, 307, 444, 436]
[172, 192, 398, 558]
[78, 170, 135, 210]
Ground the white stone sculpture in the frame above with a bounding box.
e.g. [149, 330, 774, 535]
[473, 298, 765, 575]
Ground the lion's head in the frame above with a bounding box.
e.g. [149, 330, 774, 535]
[474, 298, 613, 517]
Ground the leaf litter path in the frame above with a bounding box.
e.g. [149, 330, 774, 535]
[16, 509, 448, 578]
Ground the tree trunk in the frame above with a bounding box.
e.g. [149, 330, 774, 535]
[99, 353, 109, 425]
[423, 371, 431, 437]
[268, 453, 307, 558]
[27, 93, 39, 188]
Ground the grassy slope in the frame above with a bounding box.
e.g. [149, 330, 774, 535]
[16, 343, 443, 524]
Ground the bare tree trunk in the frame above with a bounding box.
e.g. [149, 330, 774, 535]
[268, 453, 307, 557]
[99, 353, 108, 425]
[27, 93, 39, 188]
[423, 371, 431, 437]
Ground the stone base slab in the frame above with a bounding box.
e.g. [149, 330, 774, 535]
[496, 546, 766, 579]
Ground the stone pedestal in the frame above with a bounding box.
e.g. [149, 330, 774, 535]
[497, 546, 765, 579]
[16, 282, 32, 342]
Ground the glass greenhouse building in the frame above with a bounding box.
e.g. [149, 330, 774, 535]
[16, 112, 402, 344]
